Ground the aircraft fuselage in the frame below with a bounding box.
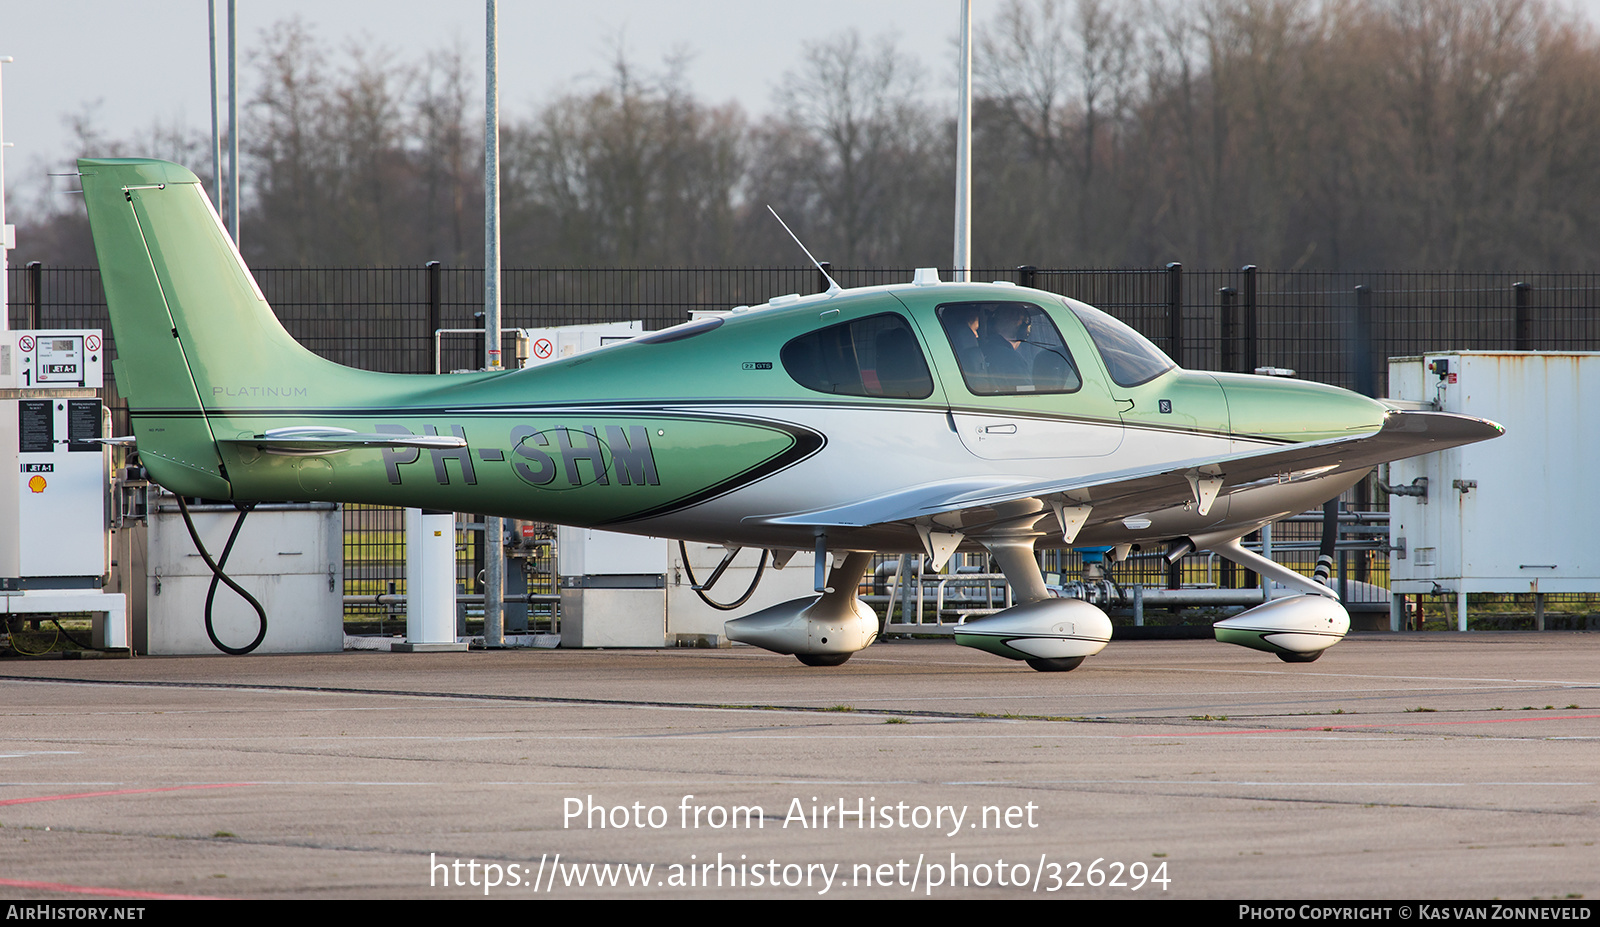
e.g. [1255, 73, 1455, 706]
[194, 283, 1386, 555]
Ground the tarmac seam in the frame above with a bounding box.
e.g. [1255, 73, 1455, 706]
[3, 675, 1591, 730]
[0, 674, 1040, 722]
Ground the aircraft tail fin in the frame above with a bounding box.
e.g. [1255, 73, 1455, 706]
[77, 158, 410, 498]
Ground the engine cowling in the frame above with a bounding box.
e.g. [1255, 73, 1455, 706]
[953, 598, 1113, 663]
[1212, 594, 1349, 658]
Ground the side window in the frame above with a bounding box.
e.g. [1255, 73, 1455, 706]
[937, 302, 1081, 395]
[781, 313, 934, 399]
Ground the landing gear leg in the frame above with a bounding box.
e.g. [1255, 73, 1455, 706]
[981, 536, 1052, 605]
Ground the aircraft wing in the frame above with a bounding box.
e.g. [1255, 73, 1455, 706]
[756, 410, 1499, 538]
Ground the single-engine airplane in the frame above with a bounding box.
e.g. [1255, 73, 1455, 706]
[79, 158, 1501, 670]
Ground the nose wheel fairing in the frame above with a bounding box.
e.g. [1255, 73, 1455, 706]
[1212, 595, 1350, 657]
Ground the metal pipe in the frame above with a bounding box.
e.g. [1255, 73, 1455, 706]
[0, 56, 10, 332]
[208, 0, 221, 211]
[482, 0, 505, 648]
[156, 501, 338, 513]
[952, 0, 971, 282]
[344, 593, 561, 606]
[227, 0, 238, 244]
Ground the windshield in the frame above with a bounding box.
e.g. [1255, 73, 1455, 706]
[1066, 301, 1176, 387]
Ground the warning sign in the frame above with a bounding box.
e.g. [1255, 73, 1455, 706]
[532, 338, 554, 360]
[17, 335, 34, 352]
[86, 335, 101, 352]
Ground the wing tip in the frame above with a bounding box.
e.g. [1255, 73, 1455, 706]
[1382, 409, 1504, 442]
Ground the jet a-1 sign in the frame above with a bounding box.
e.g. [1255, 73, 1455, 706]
[79, 159, 1500, 670]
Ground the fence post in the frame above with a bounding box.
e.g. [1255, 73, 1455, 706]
[1241, 264, 1257, 373]
[425, 261, 442, 374]
[1513, 281, 1532, 350]
[1351, 284, 1376, 559]
[27, 261, 42, 330]
[1219, 286, 1239, 373]
[1353, 284, 1374, 397]
[1166, 262, 1183, 364]
[1016, 264, 1037, 289]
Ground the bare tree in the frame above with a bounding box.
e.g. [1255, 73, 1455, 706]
[416, 45, 480, 265]
[246, 18, 336, 265]
[750, 30, 947, 266]
[19, 3, 1600, 273]
[503, 53, 746, 265]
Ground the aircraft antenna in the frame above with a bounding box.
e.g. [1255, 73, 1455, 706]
[767, 205, 840, 296]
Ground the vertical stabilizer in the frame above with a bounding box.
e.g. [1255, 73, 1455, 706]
[78, 158, 427, 498]
[80, 159, 234, 496]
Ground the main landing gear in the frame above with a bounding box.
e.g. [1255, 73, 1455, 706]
[723, 551, 878, 666]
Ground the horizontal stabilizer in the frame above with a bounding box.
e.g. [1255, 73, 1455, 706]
[218, 426, 467, 456]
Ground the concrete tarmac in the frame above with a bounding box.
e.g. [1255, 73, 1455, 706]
[1, 633, 1596, 900]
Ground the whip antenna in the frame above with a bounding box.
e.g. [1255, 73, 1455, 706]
[767, 205, 840, 296]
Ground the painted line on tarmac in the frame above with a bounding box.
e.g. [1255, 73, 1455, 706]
[0, 877, 216, 900]
[1129, 712, 1600, 736]
[1143, 665, 1600, 687]
[0, 782, 254, 806]
[0, 751, 82, 758]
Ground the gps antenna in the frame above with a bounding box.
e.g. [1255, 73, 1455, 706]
[767, 205, 840, 296]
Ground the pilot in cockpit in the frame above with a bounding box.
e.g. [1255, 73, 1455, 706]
[979, 303, 1032, 390]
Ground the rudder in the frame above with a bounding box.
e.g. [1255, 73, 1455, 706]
[80, 158, 233, 497]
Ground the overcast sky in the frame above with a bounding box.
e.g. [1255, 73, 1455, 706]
[1, 0, 959, 189]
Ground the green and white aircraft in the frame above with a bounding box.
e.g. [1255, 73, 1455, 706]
[79, 158, 1501, 670]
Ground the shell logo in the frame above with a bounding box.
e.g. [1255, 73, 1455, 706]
[28, 475, 47, 493]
